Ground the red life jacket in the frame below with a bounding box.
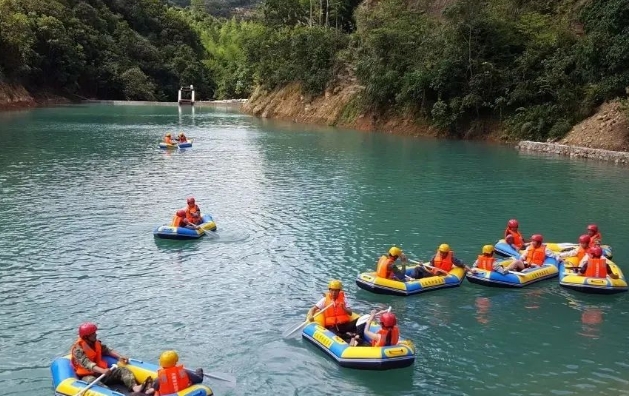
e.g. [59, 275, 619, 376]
[589, 233, 602, 247]
[371, 327, 400, 347]
[376, 256, 395, 279]
[71, 339, 108, 377]
[433, 251, 453, 273]
[525, 245, 546, 266]
[323, 291, 351, 327]
[584, 258, 607, 278]
[476, 255, 495, 271]
[505, 228, 524, 249]
[157, 365, 191, 395]
[186, 204, 200, 223]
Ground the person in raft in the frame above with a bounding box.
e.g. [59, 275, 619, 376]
[471, 245, 504, 274]
[500, 234, 561, 274]
[504, 219, 526, 250]
[176, 132, 188, 143]
[576, 246, 618, 279]
[586, 224, 602, 246]
[163, 133, 176, 145]
[307, 280, 357, 340]
[71, 322, 143, 393]
[410, 244, 471, 278]
[375, 246, 408, 281]
[141, 350, 204, 396]
[349, 310, 400, 347]
[171, 210, 199, 229]
[558, 235, 592, 263]
[185, 197, 202, 225]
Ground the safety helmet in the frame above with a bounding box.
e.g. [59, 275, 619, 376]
[482, 245, 494, 255]
[531, 234, 544, 243]
[587, 224, 598, 233]
[505, 234, 514, 243]
[589, 246, 603, 258]
[176, 210, 186, 217]
[187, 197, 195, 205]
[380, 312, 397, 328]
[328, 279, 342, 290]
[159, 350, 179, 368]
[507, 219, 519, 229]
[179, 132, 185, 136]
[438, 244, 450, 253]
[166, 133, 171, 137]
[78, 322, 98, 338]
[388, 246, 402, 257]
[578, 234, 591, 245]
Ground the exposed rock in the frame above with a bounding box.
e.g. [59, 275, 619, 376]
[517, 141, 629, 165]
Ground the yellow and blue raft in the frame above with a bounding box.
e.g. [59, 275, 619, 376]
[559, 257, 628, 294]
[302, 313, 415, 370]
[158, 139, 193, 149]
[495, 239, 612, 259]
[466, 257, 558, 288]
[153, 214, 217, 240]
[355, 264, 465, 296]
[51, 355, 213, 396]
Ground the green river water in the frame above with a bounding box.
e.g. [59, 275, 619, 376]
[1, 104, 629, 396]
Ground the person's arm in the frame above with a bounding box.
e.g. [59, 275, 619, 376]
[559, 248, 577, 259]
[103, 344, 129, 363]
[452, 257, 471, 272]
[307, 298, 326, 321]
[340, 295, 352, 315]
[546, 247, 562, 262]
[185, 369, 203, 384]
[73, 345, 110, 375]
[362, 310, 380, 341]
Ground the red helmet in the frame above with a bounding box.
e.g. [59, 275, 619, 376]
[531, 234, 543, 243]
[505, 234, 514, 244]
[578, 234, 591, 245]
[380, 312, 397, 328]
[187, 197, 195, 205]
[507, 219, 519, 229]
[78, 322, 98, 337]
[176, 210, 186, 217]
[587, 224, 598, 233]
[589, 246, 603, 258]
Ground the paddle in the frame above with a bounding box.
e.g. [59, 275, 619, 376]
[408, 259, 448, 276]
[202, 372, 237, 383]
[74, 364, 117, 396]
[356, 306, 391, 327]
[282, 303, 334, 338]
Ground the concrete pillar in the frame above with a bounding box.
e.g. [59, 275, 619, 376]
[177, 89, 182, 103]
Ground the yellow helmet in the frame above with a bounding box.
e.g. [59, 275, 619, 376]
[438, 243, 450, 253]
[159, 350, 179, 368]
[388, 246, 402, 257]
[482, 245, 494, 255]
[328, 279, 342, 290]
[166, 133, 171, 137]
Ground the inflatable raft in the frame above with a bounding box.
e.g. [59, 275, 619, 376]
[355, 265, 466, 296]
[51, 355, 213, 396]
[302, 313, 415, 370]
[153, 214, 217, 240]
[495, 239, 612, 259]
[466, 257, 559, 288]
[158, 139, 193, 149]
[559, 257, 628, 294]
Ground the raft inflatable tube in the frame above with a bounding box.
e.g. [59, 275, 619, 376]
[153, 214, 217, 240]
[558, 257, 628, 294]
[51, 355, 213, 396]
[495, 239, 612, 259]
[466, 257, 559, 288]
[302, 313, 415, 370]
[158, 139, 193, 149]
[356, 265, 465, 296]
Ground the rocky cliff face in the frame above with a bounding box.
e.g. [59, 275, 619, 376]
[0, 83, 70, 110]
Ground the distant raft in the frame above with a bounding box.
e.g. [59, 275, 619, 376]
[494, 239, 612, 259]
[466, 257, 559, 288]
[302, 313, 415, 370]
[559, 257, 628, 294]
[355, 265, 465, 296]
[51, 355, 213, 396]
[158, 139, 193, 149]
[153, 214, 217, 240]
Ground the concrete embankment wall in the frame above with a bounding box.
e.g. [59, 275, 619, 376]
[517, 141, 629, 165]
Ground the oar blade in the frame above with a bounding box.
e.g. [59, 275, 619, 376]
[282, 320, 307, 338]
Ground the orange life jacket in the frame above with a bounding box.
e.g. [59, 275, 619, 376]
[575, 246, 587, 262]
[476, 255, 495, 271]
[589, 233, 602, 247]
[584, 258, 607, 278]
[371, 327, 400, 347]
[164, 136, 174, 144]
[376, 256, 395, 279]
[525, 244, 546, 266]
[71, 339, 108, 377]
[171, 215, 184, 227]
[156, 365, 191, 395]
[186, 204, 200, 223]
[323, 291, 351, 327]
[433, 251, 453, 273]
[505, 228, 524, 249]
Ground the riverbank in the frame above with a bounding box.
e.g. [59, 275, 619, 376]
[0, 83, 71, 111]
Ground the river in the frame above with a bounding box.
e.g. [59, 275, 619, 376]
[1, 104, 629, 396]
